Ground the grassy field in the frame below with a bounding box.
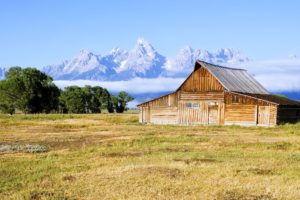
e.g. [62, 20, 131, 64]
[1, 114, 300, 200]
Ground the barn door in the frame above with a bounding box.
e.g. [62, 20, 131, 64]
[178, 101, 203, 125]
[258, 106, 270, 125]
[208, 105, 218, 125]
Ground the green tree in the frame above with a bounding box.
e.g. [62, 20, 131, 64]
[82, 85, 93, 113]
[59, 86, 86, 113]
[93, 87, 112, 113]
[0, 80, 14, 114]
[0, 67, 60, 114]
[83, 86, 112, 113]
[89, 86, 103, 113]
[59, 85, 116, 114]
[107, 100, 114, 113]
[113, 91, 134, 113]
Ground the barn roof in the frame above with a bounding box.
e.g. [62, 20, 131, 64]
[137, 92, 175, 107]
[235, 92, 300, 106]
[196, 60, 270, 94]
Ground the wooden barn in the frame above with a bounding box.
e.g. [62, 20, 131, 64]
[138, 60, 300, 126]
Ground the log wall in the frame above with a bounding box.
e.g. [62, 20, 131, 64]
[180, 67, 223, 92]
[224, 104, 257, 126]
[150, 106, 178, 124]
[224, 92, 277, 126]
[177, 91, 225, 125]
[178, 100, 208, 125]
[180, 91, 224, 101]
[139, 92, 179, 124]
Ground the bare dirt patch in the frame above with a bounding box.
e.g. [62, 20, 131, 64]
[62, 175, 76, 182]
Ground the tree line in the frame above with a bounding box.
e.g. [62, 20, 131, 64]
[0, 67, 134, 114]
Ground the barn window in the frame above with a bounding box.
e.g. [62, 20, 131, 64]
[185, 103, 192, 108]
[232, 95, 239, 103]
[193, 103, 199, 109]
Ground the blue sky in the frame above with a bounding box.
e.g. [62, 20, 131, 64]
[0, 0, 300, 67]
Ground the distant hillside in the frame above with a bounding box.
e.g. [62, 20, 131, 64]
[277, 92, 300, 101]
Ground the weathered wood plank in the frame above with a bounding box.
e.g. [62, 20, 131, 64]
[180, 67, 223, 92]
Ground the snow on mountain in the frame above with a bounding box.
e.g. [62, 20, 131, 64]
[43, 49, 114, 80]
[101, 48, 128, 69]
[42, 38, 250, 81]
[43, 38, 167, 81]
[194, 48, 214, 63]
[162, 47, 249, 77]
[63, 49, 105, 73]
[213, 48, 250, 63]
[162, 46, 197, 76]
[114, 38, 166, 80]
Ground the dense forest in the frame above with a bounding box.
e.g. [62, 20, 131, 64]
[0, 67, 133, 114]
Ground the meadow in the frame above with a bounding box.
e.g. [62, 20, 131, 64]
[0, 113, 300, 200]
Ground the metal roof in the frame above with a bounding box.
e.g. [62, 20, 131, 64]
[137, 92, 175, 107]
[197, 60, 270, 94]
[235, 92, 300, 106]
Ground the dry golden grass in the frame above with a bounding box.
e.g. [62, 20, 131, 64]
[0, 113, 300, 199]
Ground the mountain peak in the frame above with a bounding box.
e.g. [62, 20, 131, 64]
[213, 48, 249, 63]
[78, 49, 91, 56]
[135, 38, 155, 52]
[114, 38, 165, 77]
[129, 37, 158, 61]
[110, 47, 121, 54]
[181, 46, 194, 53]
[75, 49, 96, 62]
[214, 48, 236, 56]
[137, 37, 149, 45]
[109, 47, 127, 57]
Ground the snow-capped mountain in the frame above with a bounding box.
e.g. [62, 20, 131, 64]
[42, 38, 250, 81]
[43, 49, 115, 81]
[214, 48, 250, 63]
[163, 46, 196, 73]
[162, 46, 250, 77]
[114, 38, 166, 80]
[102, 48, 128, 69]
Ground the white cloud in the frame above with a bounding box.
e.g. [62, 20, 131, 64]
[232, 58, 300, 92]
[255, 73, 300, 92]
[54, 77, 185, 94]
[54, 78, 185, 108]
